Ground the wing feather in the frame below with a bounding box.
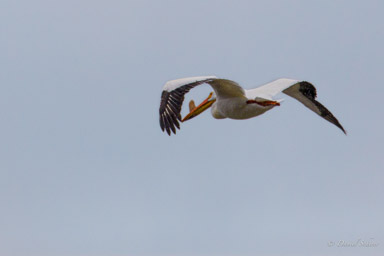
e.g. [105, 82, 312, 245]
[159, 76, 217, 135]
[284, 82, 346, 134]
[159, 76, 248, 135]
[248, 79, 346, 134]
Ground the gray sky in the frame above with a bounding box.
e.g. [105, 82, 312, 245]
[1, 0, 383, 255]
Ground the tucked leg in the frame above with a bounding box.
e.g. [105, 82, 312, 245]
[246, 99, 280, 106]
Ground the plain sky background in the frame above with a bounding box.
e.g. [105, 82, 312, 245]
[1, 0, 383, 255]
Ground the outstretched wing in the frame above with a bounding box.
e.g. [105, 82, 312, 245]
[247, 79, 346, 134]
[159, 76, 217, 135]
[159, 76, 246, 135]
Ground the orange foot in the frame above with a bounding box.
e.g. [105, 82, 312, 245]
[246, 100, 280, 106]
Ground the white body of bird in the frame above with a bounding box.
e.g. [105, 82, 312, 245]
[159, 76, 346, 135]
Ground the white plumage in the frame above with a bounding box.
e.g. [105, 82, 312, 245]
[159, 76, 346, 135]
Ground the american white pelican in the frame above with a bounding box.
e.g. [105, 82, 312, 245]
[159, 76, 346, 135]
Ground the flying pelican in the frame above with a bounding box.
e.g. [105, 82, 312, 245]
[159, 76, 346, 135]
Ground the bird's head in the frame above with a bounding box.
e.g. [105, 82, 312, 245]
[181, 92, 216, 122]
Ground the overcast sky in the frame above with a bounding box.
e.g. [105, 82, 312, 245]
[1, 0, 383, 256]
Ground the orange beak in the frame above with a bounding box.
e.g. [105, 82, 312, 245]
[182, 92, 216, 122]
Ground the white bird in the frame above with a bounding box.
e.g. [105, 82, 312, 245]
[159, 76, 346, 135]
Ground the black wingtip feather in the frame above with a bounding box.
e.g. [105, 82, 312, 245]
[300, 81, 317, 99]
[298, 82, 347, 135]
[159, 117, 165, 132]
[159, 78, 215, 135]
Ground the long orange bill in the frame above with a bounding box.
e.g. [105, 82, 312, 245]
[182, 92, 216, 122]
